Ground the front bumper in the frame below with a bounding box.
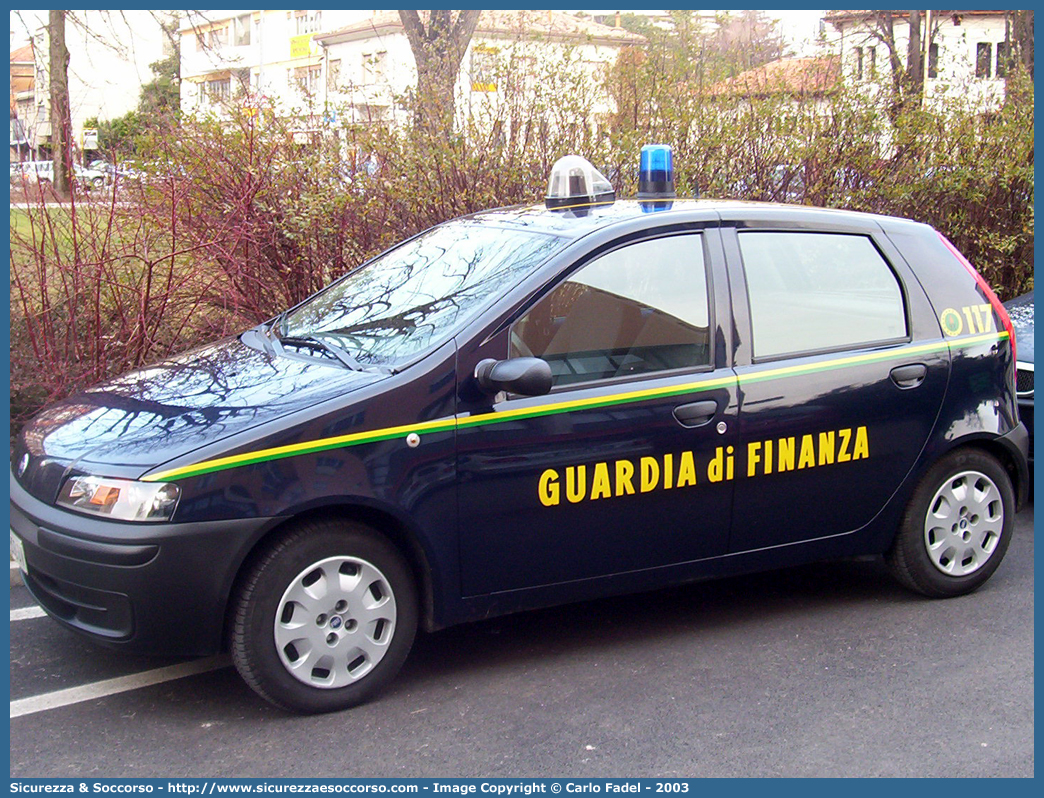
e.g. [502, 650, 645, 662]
[10, 472, 283, 657]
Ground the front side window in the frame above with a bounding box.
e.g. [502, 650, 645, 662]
[295, 10, 322, 35]
[293, 65, 322, 94]
[510, 235, 711, 387]
[207, 26, 229, 48]
[738, 232, 906, 359]
[362, 51, 388, 84]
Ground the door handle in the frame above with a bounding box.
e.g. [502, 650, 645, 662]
[673, 400, 719, 428]
[890, 363, 927, 389]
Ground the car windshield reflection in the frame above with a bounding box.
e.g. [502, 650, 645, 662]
[282, 221, 565, 367]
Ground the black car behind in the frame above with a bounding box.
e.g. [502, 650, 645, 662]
[1005, 291, 1034, 463]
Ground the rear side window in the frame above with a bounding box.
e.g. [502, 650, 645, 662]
[510, 234, 711, 386]
[738, 232, 907, 359]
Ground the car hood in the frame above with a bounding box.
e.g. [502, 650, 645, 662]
[13, 333, 387, 502]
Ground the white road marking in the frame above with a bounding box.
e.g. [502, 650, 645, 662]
[10, 655, 231, 719]
[11, 606, 47, 621]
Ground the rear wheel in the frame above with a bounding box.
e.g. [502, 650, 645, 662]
[230, 518, 417, 713]
[886, 449, 1014, 597]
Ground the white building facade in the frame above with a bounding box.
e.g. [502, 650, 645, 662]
[826, 10, 1015, 109]
[178, 10, 375, 117]
[316, 10, 643, 136]
[179, 10, 643, 138]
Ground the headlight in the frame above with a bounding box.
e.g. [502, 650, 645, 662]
[56, 476, 181, 522]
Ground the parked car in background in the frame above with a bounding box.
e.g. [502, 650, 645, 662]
[69, 162, 111, 189]
[10, 159, 107, 190]
[89, 159, 144, 185]
[1005, 291, 1034, 464]
[10, 160, 53, 185]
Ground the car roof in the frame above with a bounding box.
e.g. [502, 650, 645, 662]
[457, 198, 926, 241]
[1005, 290, 1034, 308]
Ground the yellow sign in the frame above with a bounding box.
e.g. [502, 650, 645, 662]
[290, 34, 314, 59]
[470, 43, 498, 92]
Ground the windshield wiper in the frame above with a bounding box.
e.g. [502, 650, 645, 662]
[276, 333, 390, 374]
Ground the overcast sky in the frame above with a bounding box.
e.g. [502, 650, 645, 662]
[11, 9, 829, 55]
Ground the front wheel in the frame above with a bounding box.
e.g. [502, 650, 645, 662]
[230, 518, 418, 713]
[886, 449, 1015, 598]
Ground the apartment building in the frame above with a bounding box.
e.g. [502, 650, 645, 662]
[10, 10, 174, 161]
[315, 10, 642, 134]
[178, 10, 373, 117]
[179, 9, 643, 139]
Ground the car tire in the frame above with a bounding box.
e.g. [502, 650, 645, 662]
[886, 448, 1014, 598]
[91, 176, 104, 189]
[230, 517, 418, 714]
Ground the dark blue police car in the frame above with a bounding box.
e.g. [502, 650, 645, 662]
[10, 147, 1029, 713]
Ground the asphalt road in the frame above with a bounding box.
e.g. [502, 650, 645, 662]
[10, 505, 1034, 778]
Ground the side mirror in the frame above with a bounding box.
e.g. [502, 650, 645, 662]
[474, 357, 552, 397]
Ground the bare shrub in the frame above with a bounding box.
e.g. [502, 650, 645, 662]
[10, 184, 230, 434]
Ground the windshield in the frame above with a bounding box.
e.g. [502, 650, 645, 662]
[281, 221, 565, 367]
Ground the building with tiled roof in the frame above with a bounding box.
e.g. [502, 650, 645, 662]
[10, 44, 36, 158]
[707, 56, 840, 98]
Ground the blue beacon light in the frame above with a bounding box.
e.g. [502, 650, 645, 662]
[637, 144, 676, 199]
[637, 144, 675, 213]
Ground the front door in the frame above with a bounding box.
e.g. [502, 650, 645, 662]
[456, 230, 740, 596]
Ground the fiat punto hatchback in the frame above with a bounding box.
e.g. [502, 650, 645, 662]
[10, 147, 1029, 713]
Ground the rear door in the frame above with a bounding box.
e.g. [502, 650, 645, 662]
[722, 219, 950, 553]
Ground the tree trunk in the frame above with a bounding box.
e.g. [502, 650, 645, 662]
[872, 12, 904, 123]
[871, 11, 928, 122]
[1008, 10, 1034, 79]
[49, 10, 73, 198]
[399, 10, 481, 136]
[905, 10, 923, 107]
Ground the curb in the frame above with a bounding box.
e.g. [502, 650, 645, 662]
[12, 561, 24, 588]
